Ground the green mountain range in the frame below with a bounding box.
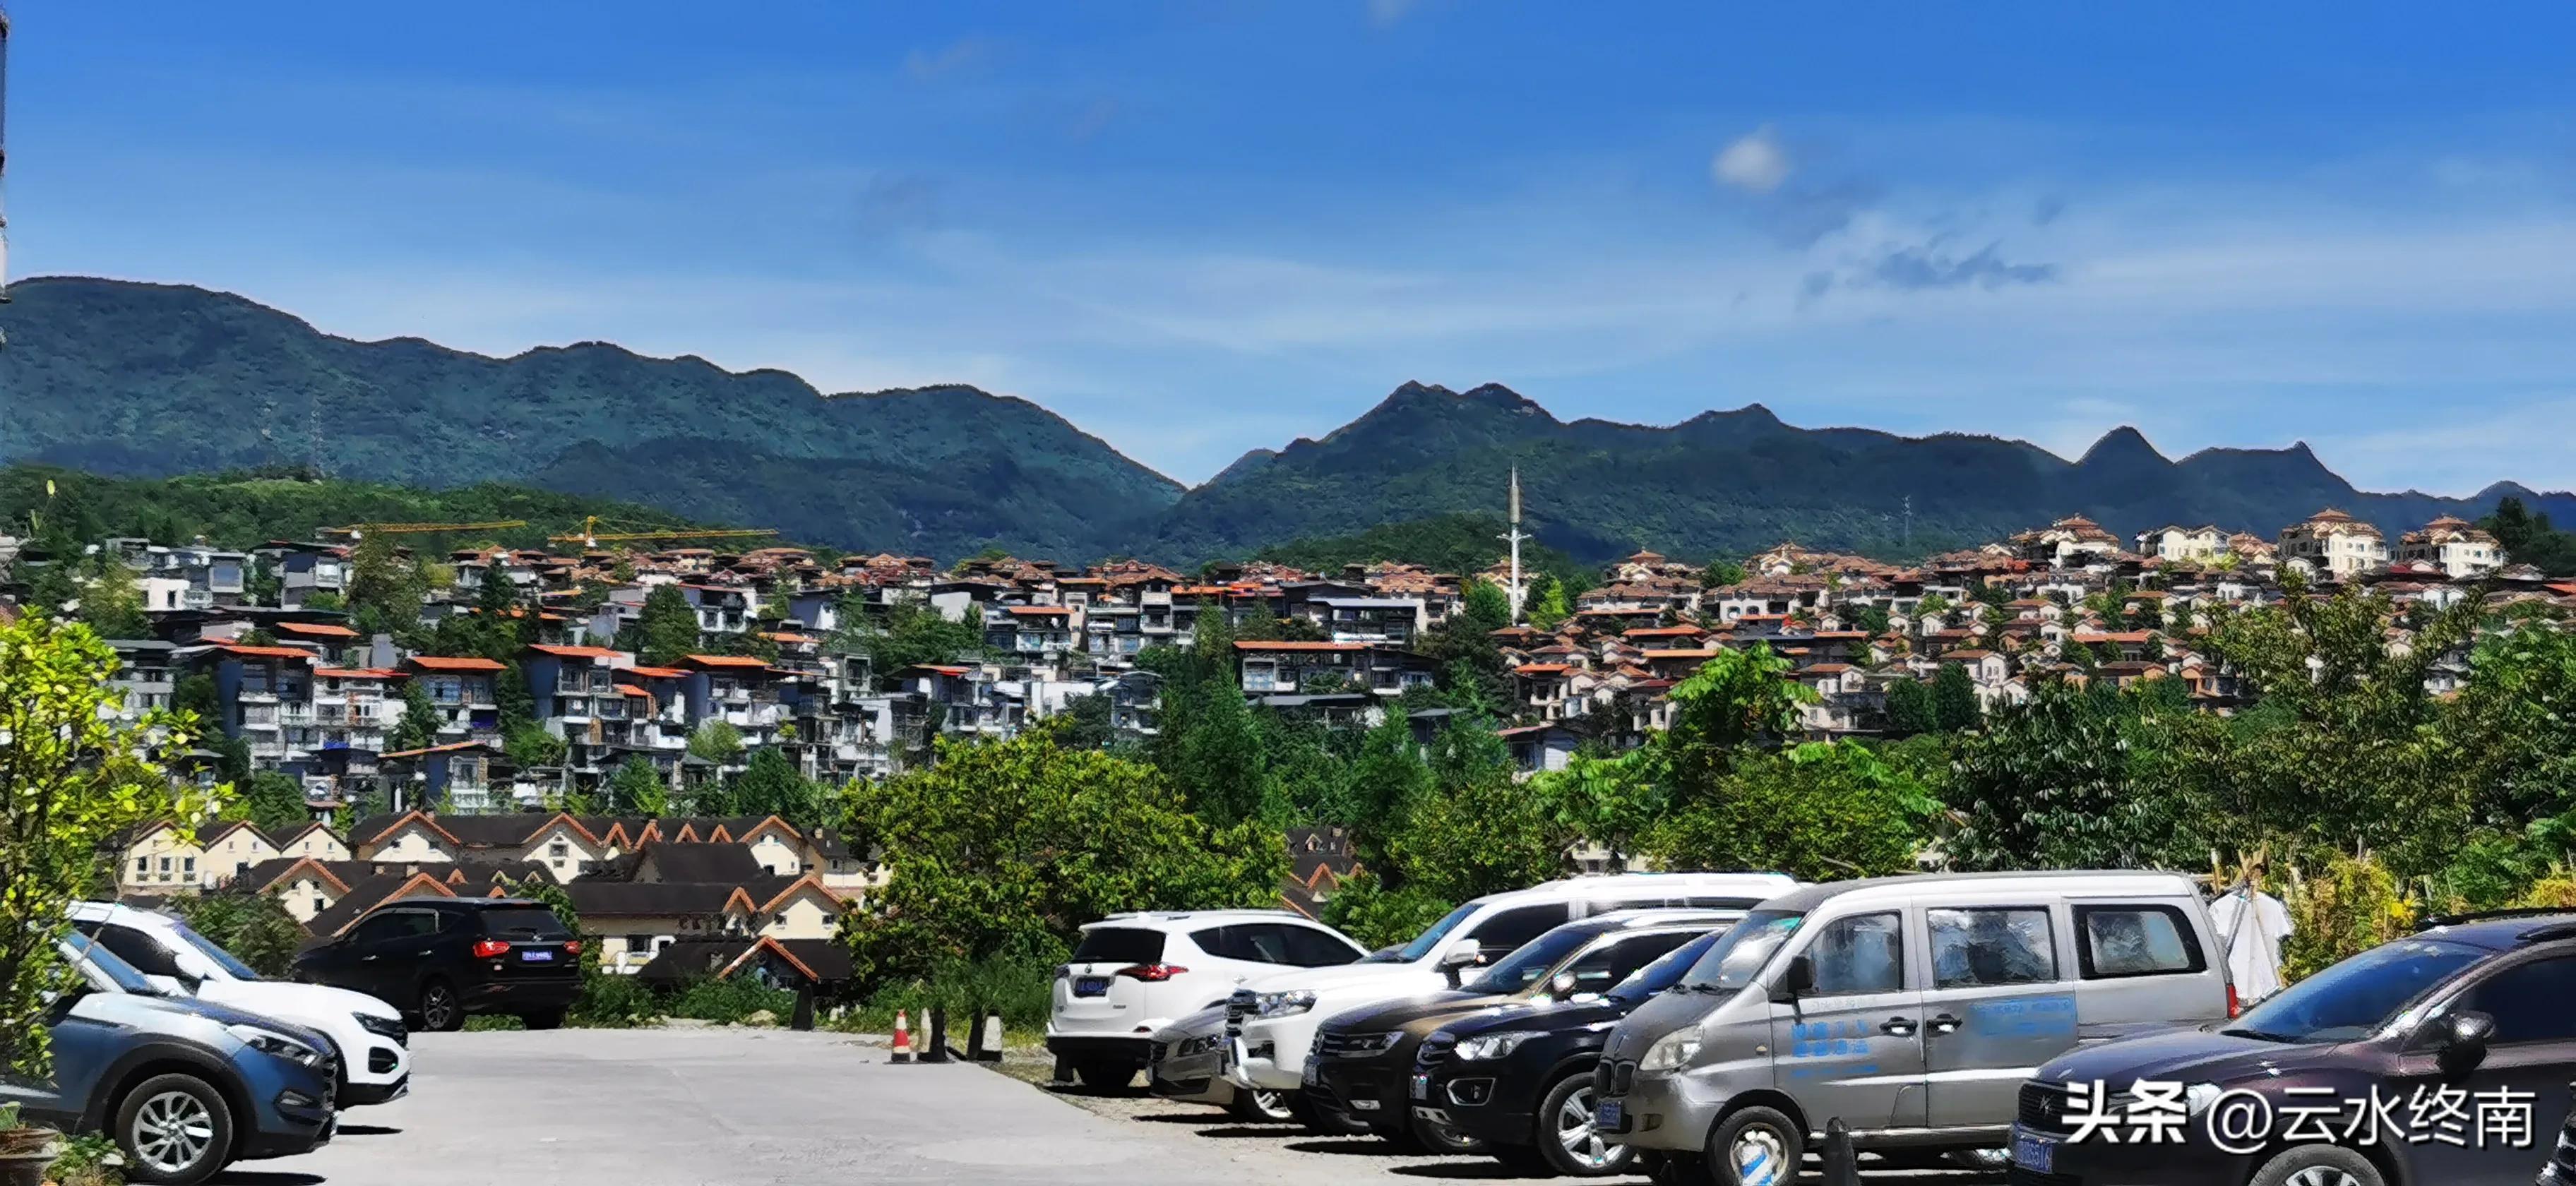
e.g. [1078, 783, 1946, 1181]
[6, 278, 2571, 566]
[0, 277, 1183, 561]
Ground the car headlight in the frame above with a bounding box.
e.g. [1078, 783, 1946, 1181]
[1455, 1031, 1542, 1061]
[1256, 990, 1317, 1019]
[2184, 1082, 2225, 1115]
[1638, 1028, 1703, 1073]
[354, 1012, 407, 1041]
[228, 1023, 327, 1070]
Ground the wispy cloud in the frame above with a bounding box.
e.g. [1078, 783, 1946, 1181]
[1711, 126, 1791, 193]
[1859, 240, 2059, 291]
[904, 36, 993, 82]
[1366, 0, 1422, 28]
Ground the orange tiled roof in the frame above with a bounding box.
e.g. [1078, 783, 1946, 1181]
[407, 656, 506, 671]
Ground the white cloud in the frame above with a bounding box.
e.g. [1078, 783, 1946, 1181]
[1712, 126, 1792, 193]
[1367, 0, 1421, 28]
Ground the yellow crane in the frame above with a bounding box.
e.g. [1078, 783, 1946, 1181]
[322, 519, 528, 541]
[548, 515, 778, 549]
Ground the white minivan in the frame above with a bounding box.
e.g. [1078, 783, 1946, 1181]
[71, 901, 415, 1106]
[1222, 873, 1798, 1113]
[1047, 909, 1370, 1088]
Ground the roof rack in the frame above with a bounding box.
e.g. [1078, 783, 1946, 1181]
[2519, 921, 2576, 944]
[2416, 907, 2576, 930]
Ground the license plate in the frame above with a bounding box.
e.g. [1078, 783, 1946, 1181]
[1595, 1099, 1624, 1130]
[2011, 1130, 2056, 1173]
[1073, 976, 1110, 997]
[520, 950, 553, 962]
[1410, 1072, 1430, 1101]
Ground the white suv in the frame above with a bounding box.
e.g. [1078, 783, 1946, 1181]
[1048, 910, 1368, 1088]
[1220, 873, 1796, 1106]
[71, 901, 414, 1106]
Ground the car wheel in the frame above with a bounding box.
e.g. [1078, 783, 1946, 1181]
[1072, 1060, 1137, 1091]
[1231, 1086, 1298, 1122]
[419, 978, 465, 1032]
[1706, 1105, 1802, 1186]
[114, 1073, 235, 1185]
[520, 1010, 566, 1030]
[2249, 1145, 2386, 1186]
[1537, 1071, 1632, 1177]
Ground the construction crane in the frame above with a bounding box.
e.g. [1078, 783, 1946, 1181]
[548, 515, 777, 549]
[321, 519, 529, 542]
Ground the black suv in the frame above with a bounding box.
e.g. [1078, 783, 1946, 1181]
[292, 899, 581, 1031]
[1308, 911, 1731, 1154]
[1424, 926, 1727, 1178]
[2014, 911, 2576, 1186]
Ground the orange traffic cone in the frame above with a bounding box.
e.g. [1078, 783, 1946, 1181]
[890, 1010, 914, 1064]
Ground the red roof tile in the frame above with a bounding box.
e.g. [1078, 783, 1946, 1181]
[1234, 641, 1364, 652]
[527, 644, 624, 660]
[407, 656, 506, 672]
[275, 622, 361, 638]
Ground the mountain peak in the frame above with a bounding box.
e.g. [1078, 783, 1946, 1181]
[2076, 425, 2169, 467]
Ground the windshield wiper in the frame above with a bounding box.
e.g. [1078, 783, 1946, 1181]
[2220, 1027, 2298, 1043]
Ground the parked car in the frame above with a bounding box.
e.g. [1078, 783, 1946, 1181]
[1308, 910, 1739, 1152]
[72, 900, 412, 1105]
[1146, 1004, 1305, 1123]
[290, 897, 580, 1031]
[0, 936, 339, 1185]
[1424, 927, 1730, 1178]
[1594, 871, 2231, 1183]
[2019, 910, 2576, 1186]
[1048, 909, 1368, 1090]
[1224, 872, 1796, 1127]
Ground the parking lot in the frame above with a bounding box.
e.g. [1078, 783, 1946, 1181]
[250, 1028, 2004, 1185]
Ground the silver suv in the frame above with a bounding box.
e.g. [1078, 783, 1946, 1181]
[1592, 872, 2230, 1182]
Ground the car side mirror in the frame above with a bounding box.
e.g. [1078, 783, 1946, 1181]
[2436, 1010, 2495, 1075]
[1440, 942, 1481, 986]
[1770, 955, 1815, 1004]
[1549, 971, 1578, 998]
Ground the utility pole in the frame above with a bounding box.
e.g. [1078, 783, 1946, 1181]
[1, 4, 15, 327]
[1902, 494, 1913, 549]
[1499, 467, 1530, 622]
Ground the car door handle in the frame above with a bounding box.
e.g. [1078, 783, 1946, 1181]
[1928, 1013, 1962, 1036]
[1879, 1017, 1918, 1037]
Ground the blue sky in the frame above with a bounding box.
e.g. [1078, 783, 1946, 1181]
[10, 1, 2576, 491]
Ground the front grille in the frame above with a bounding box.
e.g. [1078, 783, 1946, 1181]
[1316, 1031, 1400, 1060]
[1595, 1058, 1635, 1097]
[1224, 990, 1253, 1038]
[2018, 1082, 2071, 1137]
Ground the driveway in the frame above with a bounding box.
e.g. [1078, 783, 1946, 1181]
[244, 1028, 2003, 1185]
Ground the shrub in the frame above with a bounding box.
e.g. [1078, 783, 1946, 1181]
[668, 976, 797, 1025]
[2281, 852, 2416, 983]
[847, 952, 1059, 1036]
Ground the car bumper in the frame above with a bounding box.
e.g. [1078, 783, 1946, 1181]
[466, 978, 579, 1012]
[340, 1073, 410, 1107]
[1419, 1067, 1536, 1145]
[1045, 1034, 1153, 1063]
[2008, 1124, 2253, 1185]
[1150, 1043, 1231, 1102]
[1224, 1014, 1317, 1092]
[240, 1084, 338, 1161]
[1599, 1069, 1724, 1153]
[1311, 1060, 1411, 1133]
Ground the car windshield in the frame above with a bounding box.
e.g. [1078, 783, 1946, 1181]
[1393, 902, 1482, 963]
[1467, 927, 1597, 993]
[1678, 910, 1804, 992]
[1612, 930, 1726, 1000]
[167, 919, 263, 982]
[2224, 938, 2485, 1044]
[66, 935, 160, 995]
[479, 906, 573, 940]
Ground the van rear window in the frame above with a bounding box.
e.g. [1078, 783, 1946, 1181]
[1073, 928, 1165, 965]
[2075, 905, 2204, 978]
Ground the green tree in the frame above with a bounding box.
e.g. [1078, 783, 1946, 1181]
[835, 600, 983, 685]
[734, 748, 823, 832]
[638, 583, 702, 667]
[688, 720, 744, 766]
[607, 755, 670, 817]
[1054, 693, 1119, 751]
[77, 557, 152, 640]
[168, 893, 306, 978]
[387, 678, 439, 753]
[1526, 574, 1571, 630]
[0, 615, 223, 1074]
[506, 722, 568, 771]
[345, 532, 425, 637]
[840, 727, 1287, 987]
[1645, 742, 1935, 881]
[1319, 869, 1458, 950]
[174, 673, 222, 724]
[1700, 558, 1748, 589]
[2482, 496, 2576, 575]
[1945, 682, 2213, 872]
[1658, 645, 1815, 798]
[1914, 593, 1952, 621]
[1530, 748, 1664, 870]
[1931, 662, 1983, 731]
[1337, 709, 1434, 854]
[234, 770, 312, 833]
[1854, 604, 1892, 636]
[1884, 678, 1936, 736]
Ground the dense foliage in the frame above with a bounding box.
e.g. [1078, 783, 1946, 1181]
[1248, 512, 1593, 597]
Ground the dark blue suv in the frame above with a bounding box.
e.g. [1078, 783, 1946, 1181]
[0, 938, 338, 1184]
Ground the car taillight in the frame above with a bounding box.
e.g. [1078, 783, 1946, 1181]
[470, 938, 511, 959]
[2226, 982, 2241, 1018]
[563, 939, 582, 954]
[1115, 964, 1188, 983]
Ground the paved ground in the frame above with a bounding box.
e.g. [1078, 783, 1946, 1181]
[235, 1029, 2005, 1185]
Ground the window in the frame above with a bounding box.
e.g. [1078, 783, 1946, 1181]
[135, 857, 148, 875]
[1929, 907, 2059, 988]
[1801, 912, 1905, 996]
[1277, 925, 1364, 968]
[1071, 927, 1166, 966]
[2455, 957, 2576, 1046]
[1467, 903, 1573, 960]
[1566, 931, 1702, 994]
[95, 923, 185, 978]
[2076, 905, 2204, 978]
[182, 857, 196, 875]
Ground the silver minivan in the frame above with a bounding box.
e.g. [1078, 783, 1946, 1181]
[1592, 872, 2231, 1184]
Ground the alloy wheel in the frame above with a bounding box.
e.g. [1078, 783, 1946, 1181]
[1248, 1089, 1295, 1122]
[422, 984, 458, 1030]
[131, 1090, 215, 1176]
[1730, 1123, 1789, 1186]
[2284, 1168, 2364, 1186]
[1555, 1085, 1616, 1169]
